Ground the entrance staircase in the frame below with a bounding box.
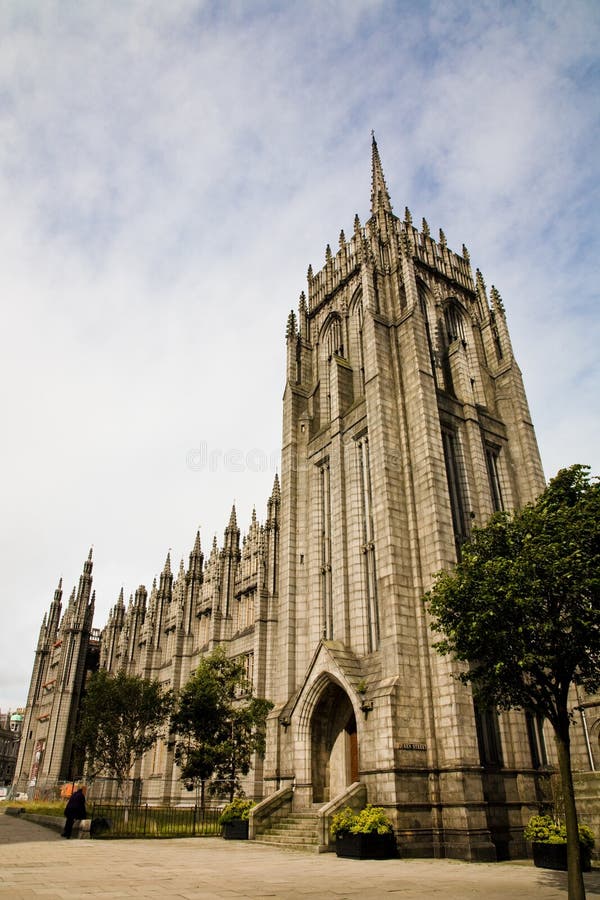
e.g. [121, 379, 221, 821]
[255, 809, 320, 852]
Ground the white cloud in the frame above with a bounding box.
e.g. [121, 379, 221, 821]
[0, 1, 598, 709]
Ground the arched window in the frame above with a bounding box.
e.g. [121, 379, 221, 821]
[441, 428, 470, 556]
[444, 301, 466, 344]
[348, 292, 365, 396]
[318, 314, 345, 426]
[326, 315, 344, 359]
[418, 283, 437, 385]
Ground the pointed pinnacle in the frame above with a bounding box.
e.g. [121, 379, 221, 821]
[192, 530, 202, 555]
[438, 228, 447, 248]
[286, 309, 297, 340]
[371, 133, 392, 215]
[490, 285, 506, 315]
[228, 504, 238, 530]
[404, 206, 412, 226]
[163, 552, 172, 575]
[476, 268, 487, 296]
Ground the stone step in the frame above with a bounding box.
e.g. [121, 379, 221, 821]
[263, 827, 317, 838]
[264, 830, 316, 841]
[266, 820, 317, 831]
[254, 838, 319, 853]
[258, 813, 319, 848]
[259, 831, 315, 843]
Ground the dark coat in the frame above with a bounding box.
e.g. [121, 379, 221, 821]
[64, 789, 87, 819]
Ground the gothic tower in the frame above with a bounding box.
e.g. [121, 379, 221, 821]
[14, 551, 99, 792]
[264, 137, 546, 860]
[13, 141, 551, 858]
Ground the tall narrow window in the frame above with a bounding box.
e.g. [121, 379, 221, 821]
[319, 461, 333, 639]
[442, 429, 469, 556]
[526, 712, 548, 769]
[419, 290, 437, 387]
[327, 316, 344, 358]
[474, 701, 503, 767]
[357, 301, 366, 395]
[444, 302, 466, 343]
[357, 436, 379, 651]
[485, 445, 504, 512]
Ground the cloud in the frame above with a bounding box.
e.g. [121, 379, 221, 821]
[0, 1, 598, 708]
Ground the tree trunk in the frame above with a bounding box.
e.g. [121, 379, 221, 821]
[554, 715, 586, 900]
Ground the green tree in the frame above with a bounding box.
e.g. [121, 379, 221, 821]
[171, 647, 273, 803]
[76, 670, 174, 797]
[426, 465, 600, 900]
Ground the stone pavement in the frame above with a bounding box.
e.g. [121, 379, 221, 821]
[2, 814, 600, 899]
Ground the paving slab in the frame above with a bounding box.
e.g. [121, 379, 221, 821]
[2, 813, 600, 899]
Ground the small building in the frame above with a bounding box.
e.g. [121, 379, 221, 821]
[0, 709, 23, 788]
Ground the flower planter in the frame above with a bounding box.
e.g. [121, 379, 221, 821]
[335, 832, 396, 859]
[222, 819, 249, 840]
[532, 842, 591, 872]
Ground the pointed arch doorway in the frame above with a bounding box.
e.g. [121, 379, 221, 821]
[310, 681, 359, 803]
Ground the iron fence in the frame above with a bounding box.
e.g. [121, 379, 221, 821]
[89, 803, 222, 838]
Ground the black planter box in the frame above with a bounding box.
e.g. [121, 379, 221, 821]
[532, 842, 591, 872]
[222, 819, 249, 840]
[335, 832, 396, 859]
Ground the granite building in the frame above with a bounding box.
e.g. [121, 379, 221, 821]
[15, 139, 566, 859]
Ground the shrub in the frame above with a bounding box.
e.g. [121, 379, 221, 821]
[524, 815, 595, 850]
[330, 804, 393, 837]
[219, 797, 255, 824]
[352, 805, 393, 835]
[330, 806, 357, 837]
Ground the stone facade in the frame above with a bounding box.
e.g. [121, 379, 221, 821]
[15, 139, 587, 859]
[0, 710, 23, 787]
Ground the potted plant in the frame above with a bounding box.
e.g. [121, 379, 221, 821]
[330, 804, 396, 859]
[219, 797, 255, 840]
[524, 814, 594, 871]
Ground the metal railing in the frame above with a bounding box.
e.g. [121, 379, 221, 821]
[89, 803, 222, 838]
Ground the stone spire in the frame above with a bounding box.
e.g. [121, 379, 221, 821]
[370, 133, 392, 216]
[286, 309, 297, 341]
[224, 504, 240, 553]
[47, 576, 63, 637]
[74, 548, 94, 621]
[158, 551, 173, 603]
[188, 529, 204, 581]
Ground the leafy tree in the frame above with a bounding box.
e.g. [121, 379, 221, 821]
[76, 670, 174, 797]
[171, 647, 273, 803]
[426, 465, 600, 900]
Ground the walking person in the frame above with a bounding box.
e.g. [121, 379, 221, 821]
[62, 784, 87, 838]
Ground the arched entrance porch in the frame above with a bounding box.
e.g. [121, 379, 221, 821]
[311, 681, 358, 803]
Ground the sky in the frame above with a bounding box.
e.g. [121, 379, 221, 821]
[1, 0, 599, 711]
